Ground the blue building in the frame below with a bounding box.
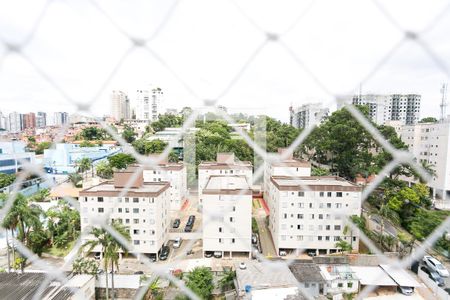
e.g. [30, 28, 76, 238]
[0, 141, 36, 174]
[43, 143, 122, 174]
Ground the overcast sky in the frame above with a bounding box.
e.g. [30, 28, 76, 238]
[0, 0, 449, 122]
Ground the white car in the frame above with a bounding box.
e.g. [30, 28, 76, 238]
[173, 237, 182, 249]
[239, 262, 247, 270]
[398, 286, 414, 296]
[423, 255, 449, 277]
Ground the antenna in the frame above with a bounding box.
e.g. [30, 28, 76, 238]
[440, 83, 448, 122]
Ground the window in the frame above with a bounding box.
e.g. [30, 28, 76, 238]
[133, 219, 139, 224]
[318, 236, 322, 241]
[98, 197, 104, 202]
[309, 203, 313, 208]
[305, 283, 310, 288]
[336, 203, 342, 208]
[98, 208, 104, 213]
[297, 225, 303, 230]
[319, 192, 324, 197]
[336, 192, 342, 197]
[230, 217, 234, 222]
[118, 208, 122, 213]
[325, 236, 330, 241]
[310, 214, 314, 219]
[297, 235, 303, 241]
[125, 198, 129, 203]
[319, 203, 324, 208]
[338, 283, 343, 288]
[298, 191, 304, 197]
[334, 225, 341, 230]
[334, 236, 340, 241]
[319, 214, 323, 219]
[219, 238, 223, 243]
[125, 219, 130, 224]
[133, 240, 140, 245]
[327, 192, 332, 197]
[281, 224, 287, 230]
[125, 208, 130, 213]
[133, 229, 139, 235]
[231, 238, 235, 243]
[297, 214, 303, 219]
[283, 213, 287, 219]
[327, 203, 331, 208]
[133, 198, 139, 203]
[219, 227, 222, 233]
[133, 208, 139, 213]
[348, 282, 353, 288]
[298, 203, 304, 208]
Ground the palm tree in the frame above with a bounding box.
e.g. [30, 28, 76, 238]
[81, 220, 130, 300]
[77, 158, 92, 179]
[343, 224, 353, 250]
[335, 240, 352, 253]
[219, 269, 236, 292]
[378, 204, 399, 249]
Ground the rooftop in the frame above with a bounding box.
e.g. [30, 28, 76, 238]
[289, 263, 325, 283]
[320, 264, 358, 281]
[235, 261, 298, 294]
[270, 176, 362, 192]
[203, 175, 252, 195]
[80, 181, 169, 197]
[199, 152, 252, 170]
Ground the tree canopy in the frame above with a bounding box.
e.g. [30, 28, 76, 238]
[419, 117, 438, 123]
[107, 153, 136, 169]
[151, 114, 183, 132]
[76, 127, 112, 141]
[184, 267, 214, 300]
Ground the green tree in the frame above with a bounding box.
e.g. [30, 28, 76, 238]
[311, 166, 330, 176]
[96, 161, 114, 179]
[79, 140, 96, 147]
[47, 202, 80, 248]
[185, 267, 214, 300]
[81, 220, 130, 300]
[35, 142, 52, 155]
[122, 125, 137, 143]
[0, 173, 16, 189]
[77, 127, 112, 141]
[219, 269, 235, 291]
[72, 257, 99, 275]
[151, 114, 183, 132]
[419, 117, 438, 123]
[132, 139, 167, 155]
[29, 188, 50, 202]
[107, 153, 136, 170]
[68, 173, 83, 187]
[77, 157, 92, 178]
[335, 240, 352, 253]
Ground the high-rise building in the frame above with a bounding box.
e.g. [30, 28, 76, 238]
[23, 112, 36, 129]
[349, 94, 421, 125]
[0, 111, 7, 130]
[289, 103, 329, 129]
[53, 112, 69, 126]
[111, 90, 130, 121]
[36, 112, 47, 128]
[8, 112, 22, 133]
[135, 86, 163, 122]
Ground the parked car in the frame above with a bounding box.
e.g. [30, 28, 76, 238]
[421, 266, 445, 287]
[186, 215, 196, 226]
[172, 219, 181, 228]
[239, 262, 247, 270]
[307, 251, 317, 257]
[184, 224, 193, 232]
[398, 286, 414, 296]
[159, 246, 170, 260]
[134, 271, 144, 275]
[173, 237, 182, 249]
[279, 250, 287, 256]
[94, 252, 101, 260]
[204, 251, 213, 258]
[213, 251, 222, 258]
[423, 255, 450, 277]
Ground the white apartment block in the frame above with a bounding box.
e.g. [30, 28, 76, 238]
[268, 176, 362, 255]
[79, 168, 170, 260]
[263, 148, 311, 202]
[400, 121, 450, 201]
[349, 94, 421, 125]
[198, 153, 252, 204]
[135, 87, 164, 122]
[202, 175, 252, 258]
[111, 90, 130, 121]
[142, 155, 188, 211]
[289, 103, 329, 129]
[8, 112, 22, 133]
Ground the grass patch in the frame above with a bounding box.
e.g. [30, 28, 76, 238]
[252, 198, 261, 209]
[46, 241, 75, 257]
[252, 217, 259, 234]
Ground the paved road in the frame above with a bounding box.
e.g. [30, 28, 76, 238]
[255, 213, 276, 257]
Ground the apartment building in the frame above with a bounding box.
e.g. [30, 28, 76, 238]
[400, 121, 450, 201]
[36, 112, 47, 128]
[8, 112, 22, 133]
[135, 87, 164, 122]
[142, 155, 187, 210]
[111, 90, 130, 121]
[289, 103, 329, 129]
[198, 153, 252, 204]
[268, 176, 362, 255]
[349, 94, 421, 125]
[202, 175, 252, 258]
[23, 112, 36, 129]
[79, 167, 170, 259]
[263, 148, 311, 203]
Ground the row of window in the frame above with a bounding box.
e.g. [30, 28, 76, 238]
[280, 235, 357, 242]
[290, 191, 346, 197]
[84, 197, 158, 203]
[281, 202, 347, 209]
[282, 224, 342, 231]
[282, 213, 343, 220]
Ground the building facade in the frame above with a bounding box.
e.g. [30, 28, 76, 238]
[111, 90, 130, 121]
[0, 141, 36, 174]
[36, 112, 47, 128]
[268, 176, 362, 255]
[198, 153, 252, 205]
[350, 94, 421, 125]
[8, 112, 22, 133]
[289, 103, 329, 129]
[202, 175, 252, 258]
[263, 148, 311, 202]
[53, 112, 69, 126]
[23, 112, 36, 129]
[79, 168, 170, 259]
[400, 121, 450, 201]
[135, 87, 163, 122]
[142, 155, 187, 210]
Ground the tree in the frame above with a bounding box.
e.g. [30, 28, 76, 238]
[81, 220, 130, 300]
[29, 188, 50, 202]
[35, 142, 52, 155]
[68, 173, 83, 187]
[311, 166, 330, 176]
[151, 114, 183, 132]
[72, 257, 99, 275]
[77, 157, 92, 179]
[132, 139, 167, 155]
[77, 126, 112, 141]
[0, 173, 16, 189]
[184, 267, 214, 300]
[219, 269, 235, 291]
[79, 140, 96, 147]
[335, 240, 352, 253]
[47, 202, 80, 249]
[122, 125, 137, 143]
[419, 117, 438, 123]
[107, 153, 136, 170]
[96, 161, 114, 179]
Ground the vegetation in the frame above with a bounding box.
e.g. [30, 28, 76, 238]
[72, 257, 99, 275]
[133, 139, 167, 155]
[311, 166, 330, 176]
[419, 117, 438, 123]
[81, 220, 130, 300]
[252, 217, 259, 234]
[184, 267, 214, 300]
[76, 126, 112, 141]
[77, 157, 93, 178]
[122, 125, 137, 143]
[96, 161, 114, 179]
[79, 140, 97, 147]
[29, 188, 50, 202]
[151, 114, 183, 132]
[47, 202, 80, 249]
[107, 153, 136, 169]
[35, 141, 52, 154]
[219, 269, 235, 291]
[335, 240, 352, 253]
[0, 173, 16, 189]
[68, 173, 83, 188]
